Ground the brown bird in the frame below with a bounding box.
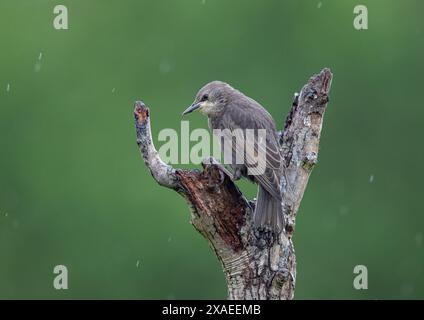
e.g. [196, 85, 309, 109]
[182, 81, 283, 232]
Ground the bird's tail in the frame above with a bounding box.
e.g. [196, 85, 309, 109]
[254, 185, 283, 232]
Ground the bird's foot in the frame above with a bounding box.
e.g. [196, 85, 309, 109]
[202, 157, 235, 180]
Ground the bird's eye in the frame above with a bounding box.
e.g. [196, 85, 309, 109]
[201, 94, 208, 102]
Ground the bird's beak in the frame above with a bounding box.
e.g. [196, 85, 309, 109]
[182, 102, 202, 116]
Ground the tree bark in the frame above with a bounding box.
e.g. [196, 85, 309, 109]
[133, 68, 332, 300]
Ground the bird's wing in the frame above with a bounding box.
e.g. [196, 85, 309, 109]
[218, 99, 283, 201]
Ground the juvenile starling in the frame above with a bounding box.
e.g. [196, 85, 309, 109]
[182, 81, 283, 232]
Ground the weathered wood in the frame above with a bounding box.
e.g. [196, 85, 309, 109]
[134, 68, 332, 300]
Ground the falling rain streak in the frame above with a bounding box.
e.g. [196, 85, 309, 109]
[34, 52, 43, 72]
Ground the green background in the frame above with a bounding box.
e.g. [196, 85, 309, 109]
[0, 0, 423, 299]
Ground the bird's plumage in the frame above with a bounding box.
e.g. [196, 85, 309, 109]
[209, 96, 283, 201]
[185, 81, 284, 232]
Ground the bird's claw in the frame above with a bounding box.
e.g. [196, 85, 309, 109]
[202, 157, 235, 180]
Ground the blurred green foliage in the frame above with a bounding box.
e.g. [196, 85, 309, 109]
[0, 0, 423, 299]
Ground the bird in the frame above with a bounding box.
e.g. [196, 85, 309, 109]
[182, 81, 284, 232]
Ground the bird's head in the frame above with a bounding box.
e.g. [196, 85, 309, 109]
[182, 81, 233, 117]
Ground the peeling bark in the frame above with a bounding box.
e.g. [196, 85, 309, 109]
[133, 68, 332, 300]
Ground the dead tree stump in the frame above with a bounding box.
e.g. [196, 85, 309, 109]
[134, 68, 333, 300]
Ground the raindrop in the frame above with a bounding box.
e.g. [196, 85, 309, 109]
[317, 2, 322, 9]
[136, 260, 140, 268]
[34, 52, 43, 72]
[112, 87, 116, 93]
[6, 83, 10, 92]
[168, 236, 172, 242]
[369, 175, 374, 183]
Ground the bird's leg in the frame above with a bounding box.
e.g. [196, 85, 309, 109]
[232, 167, 243, 181]
[202, 157, 236, 180]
